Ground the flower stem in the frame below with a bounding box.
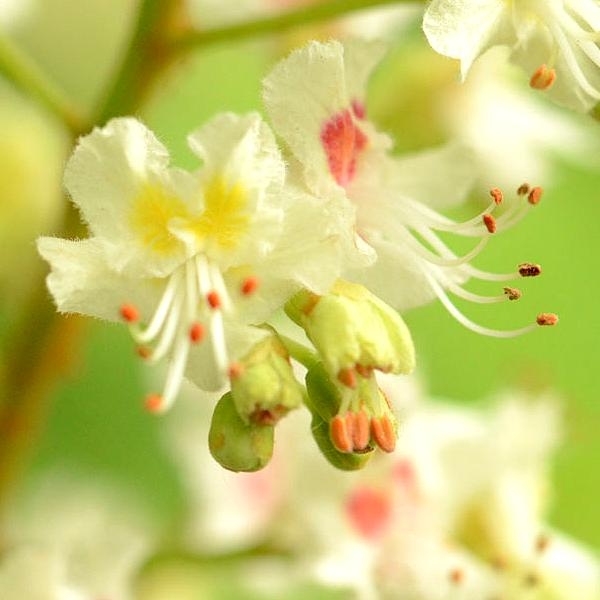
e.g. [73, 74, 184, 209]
[171, 0, 420, 52]
[0, 33, 88, 135]
[278, 335, 319, 371]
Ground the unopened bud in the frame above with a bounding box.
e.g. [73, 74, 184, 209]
[209, 392, 274, 472]
[230, 334, 303, 425]
[285, 280, 415, 379]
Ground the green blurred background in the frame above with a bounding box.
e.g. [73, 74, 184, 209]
[2, 0, 599, 571]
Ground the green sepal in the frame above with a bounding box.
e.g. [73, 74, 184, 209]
[209, 392, 274, 472]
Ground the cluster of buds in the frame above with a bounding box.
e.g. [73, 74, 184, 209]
[286, 280, 415, 466]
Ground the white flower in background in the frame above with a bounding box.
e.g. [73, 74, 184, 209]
[441, 48, 600, 190]
[423, 0, 600, 112]
[263, 39, 557, 336]
[38, 114, 349, 412]
[1, 474, 154, 600]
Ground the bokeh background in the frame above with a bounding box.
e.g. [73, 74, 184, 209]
[2, 0, 600, 597]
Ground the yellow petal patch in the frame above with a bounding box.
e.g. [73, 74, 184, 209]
[191, 176, 249, 249]
[130, 183, 190, 255]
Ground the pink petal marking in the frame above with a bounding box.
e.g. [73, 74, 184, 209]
[321, 108, 368, 187]
[346, 485, 392, 540]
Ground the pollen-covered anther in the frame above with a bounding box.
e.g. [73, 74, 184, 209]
[503, 287, 522, 301]
[517, 183, 531, 196]
[490, 187, 503, 205]
[136, 346, 152, 359]
[120, 303, 140, 323]
[338, 367, 357, 389]
[370, 414, 396, 453]
[519, 263, 542, 277]
[483, 214, 497, 234]
[331, 414, 353, 453]
[353, 409, 370, 451]
[144, 394, 163, 413]
[536, 313, 559, 326]
[530, 64, 557, 90]
[241, 276, 260, 296]
[449, 568, 465, 586]
[528, 186, 543, 205]
[189, 322, 205, 343]
[207, 290, 221, 309]
[228, 362, 244, 380]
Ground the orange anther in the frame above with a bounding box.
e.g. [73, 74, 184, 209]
[228, 362, 244, 379]
[371, 414, 396, 453]
[483, 214, 497, 234]
[490, 187, 503, 205]
[145, 394, 163, 413]
[120, 303, 139, 323]
[136, 346, 152, 359]
[503, 287, 522, 301]
[536, 313, 559, 326]
[338, 367, 357, 389]
[528, 186, 543, 205]
[449, 568, 464, 585]
[355, 364, 373, 378]
[353, 409, 370, 451]
[189, 322, 205, 343]
[331, 415, 353, 453]
[535, 533, 550, 554]
[241, 276, 260, 296]
[530, 64, 556, 90]
[207, 290, 221, 309]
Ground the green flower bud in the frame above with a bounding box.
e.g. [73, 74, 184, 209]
[285, 280, 415, 380]
[230, 334, 303, 425]
[208, 392, 274, 472]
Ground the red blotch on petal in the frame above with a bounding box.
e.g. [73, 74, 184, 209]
[346, 486, 392, 540]
[321, 108, 368, 188]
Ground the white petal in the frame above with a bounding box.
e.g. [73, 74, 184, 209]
[342, 39, 388, 108]
[263, 40, 349, 197]
[37, 237, 161, 323]
[383, 144, 476, 211]
[423, 0, 510, 78]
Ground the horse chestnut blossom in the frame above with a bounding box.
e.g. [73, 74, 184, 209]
[423, 0, 600, 112]
[38, 114, 353, 413]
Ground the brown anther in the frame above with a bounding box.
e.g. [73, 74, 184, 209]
[302, 292, 321, 315]
[338, 367, 357, 389]
[490, 187, 503, 205]
[120, 303, 139, 323]
[449, 568, 464, 586]
[228, 362, 244, 379]
[535, 533, 550, 554]
[355, 364, 373, 378]
[144, 394, 163, 413]
[517, 183, 531, 196]
[536, 313, 559, 326]
[189, 322, 205, 343]
[527, 186, 543, 205]
[353, 409, 370, 451]
[518, 263, 542, 277]
[483, 214, 497, 234]
[503, 287, 522, 301]
[136, 346, 152, 359]
[241, 276, 260, 296]
[250, 404, 287, 426]
[371, 414, 396, 453]
[530, 64, 556, 90]
[207, 290, 221, 309]
[331, 414, 353, 453]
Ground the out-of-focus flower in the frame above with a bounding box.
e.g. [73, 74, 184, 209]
[0, 0, 33, 29]
[423, 0, 600, 112]
[1, 474, 154, 600]
[38, 113, 349, 412]
[441, 48, 600, 190]
[263, 39, 557, 336]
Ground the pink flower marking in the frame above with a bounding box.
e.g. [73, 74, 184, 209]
[321, 108, 368, 187]
[346, 485, 393, 540]
[351, 99, 366, 120]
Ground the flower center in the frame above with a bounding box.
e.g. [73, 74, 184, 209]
[321, 108, 368, 187]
